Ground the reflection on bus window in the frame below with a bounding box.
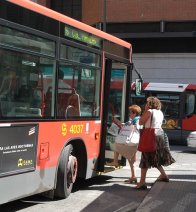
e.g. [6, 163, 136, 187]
[108, 68, 125, 122]
[157, 94, 180, 118]
[60, 44, 101, 67]
[0, 48, 55, 118]
[58, 63, 101, 118]
[186, 94, 195, 115]
[0, 25, 55, 56]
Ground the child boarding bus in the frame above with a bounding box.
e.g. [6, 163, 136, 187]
[132, 82, 196, 146]
[0, 0, 135, 204]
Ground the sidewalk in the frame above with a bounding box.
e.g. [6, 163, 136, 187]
[102, 146, 196, 212]
[137, 181, 196, 212]
[132, 146, 196, 212]
[1, 145, 195, 212]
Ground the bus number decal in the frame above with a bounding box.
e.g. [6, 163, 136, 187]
[69, 124, 84, 134]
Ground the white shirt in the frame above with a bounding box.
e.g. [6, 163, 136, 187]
[145, 109, 163, 129]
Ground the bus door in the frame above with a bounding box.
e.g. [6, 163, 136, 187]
[182, 90, 196, 143]
[101, 59, 130, 170]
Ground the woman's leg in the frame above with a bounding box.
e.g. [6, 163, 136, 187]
[107, 151, 119, 167]
[136, 167, 148, 187]
[113, 151, 119, 165]
[157, 166, 169, 180]
[124, 153, 137, 183]
[128, 153, 136, 179]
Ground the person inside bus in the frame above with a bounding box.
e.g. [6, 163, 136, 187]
[44, 69, 73, 116]
[65, 88, 80, 118]
[44, 69, 72, 95]
[57, 69, 72, 93]
[108, 104, 141, 184]
[135, 96, 175, 189]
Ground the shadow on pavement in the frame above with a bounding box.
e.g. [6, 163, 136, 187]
[137, 181, 196, 212]
[80, 183, 149, 212]
[170, 145, 196, 154]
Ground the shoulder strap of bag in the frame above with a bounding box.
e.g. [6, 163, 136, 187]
[150, 110, 154, 128]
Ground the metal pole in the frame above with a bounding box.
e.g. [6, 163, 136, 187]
[103, 0, 106, 32]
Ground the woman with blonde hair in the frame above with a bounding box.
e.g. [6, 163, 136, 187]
[136, 96, 175, 189]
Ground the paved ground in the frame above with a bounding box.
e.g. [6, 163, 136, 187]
[1, 145, 196, 212]
[136, 145, 196, 212]
[74, 145, 196, 212]
[89, 145, 196, 212]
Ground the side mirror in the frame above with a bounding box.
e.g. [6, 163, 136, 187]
[135, 79, 142, 96]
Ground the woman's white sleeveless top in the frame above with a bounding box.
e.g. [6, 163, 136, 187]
[145, 109, 163, 129]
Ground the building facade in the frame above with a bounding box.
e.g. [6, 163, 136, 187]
[32, 0, 196, 83]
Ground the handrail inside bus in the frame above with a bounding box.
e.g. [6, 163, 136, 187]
[7, 0, 132, 50]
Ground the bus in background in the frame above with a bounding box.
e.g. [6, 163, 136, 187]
[0, 0, 134, 204]
[132, 82, 196, 145]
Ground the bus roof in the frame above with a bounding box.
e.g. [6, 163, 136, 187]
[7, 0, 132, 50]
[144, 82, 188, 92]
[187, 84, 196, 90]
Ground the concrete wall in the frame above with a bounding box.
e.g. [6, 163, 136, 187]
[132, 53, 196, 84]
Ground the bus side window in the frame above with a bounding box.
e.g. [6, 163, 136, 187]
[57, 92, 72, 117]
[186, 94, 195, 115]
[65, 90, 80, 118]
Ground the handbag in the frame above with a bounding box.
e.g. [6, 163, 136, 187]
[138, 111, 156, 152]
[115, 124, 139, 146]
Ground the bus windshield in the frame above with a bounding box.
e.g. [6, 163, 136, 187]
[156, 94, 180, 118]
[186, 93, 195, 115]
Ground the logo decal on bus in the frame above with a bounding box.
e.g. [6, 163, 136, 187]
[18, 158, 33, 167]
[61, 124, 67, 136]
[29, 127, 35, 136]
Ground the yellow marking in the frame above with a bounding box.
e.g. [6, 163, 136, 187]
[69, 124, 84, 134]
[18, 158, 33, 167]
[61, 123, 67, 136]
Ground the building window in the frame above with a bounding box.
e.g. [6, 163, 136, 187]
[51, 0, 81, 21]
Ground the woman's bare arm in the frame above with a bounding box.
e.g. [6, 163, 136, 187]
[139, 104, 151, 125]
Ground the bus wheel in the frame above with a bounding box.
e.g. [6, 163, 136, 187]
[55, 144, 78, 198]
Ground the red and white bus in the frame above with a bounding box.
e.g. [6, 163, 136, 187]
[132, 82, 196, 145]
[0, 0, 134, 204]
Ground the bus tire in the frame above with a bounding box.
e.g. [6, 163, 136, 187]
[54, 144, 78, 199]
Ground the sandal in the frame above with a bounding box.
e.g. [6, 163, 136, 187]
[124, 177, 137, 184]
[156, 177, 169, 182]
[135, 183, 147, 190]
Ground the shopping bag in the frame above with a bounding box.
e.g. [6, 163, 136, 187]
[137, 128, 156, 152]
[107, 122, 120, 136]
[126, 126, 140, 146]
[115, 125, 139, 146]
[115, 143, 137, 159]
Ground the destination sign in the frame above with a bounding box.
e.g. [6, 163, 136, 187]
[64, 26, 101, 48]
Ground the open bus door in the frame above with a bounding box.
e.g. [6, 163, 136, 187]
[97, 58, 131, 172]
